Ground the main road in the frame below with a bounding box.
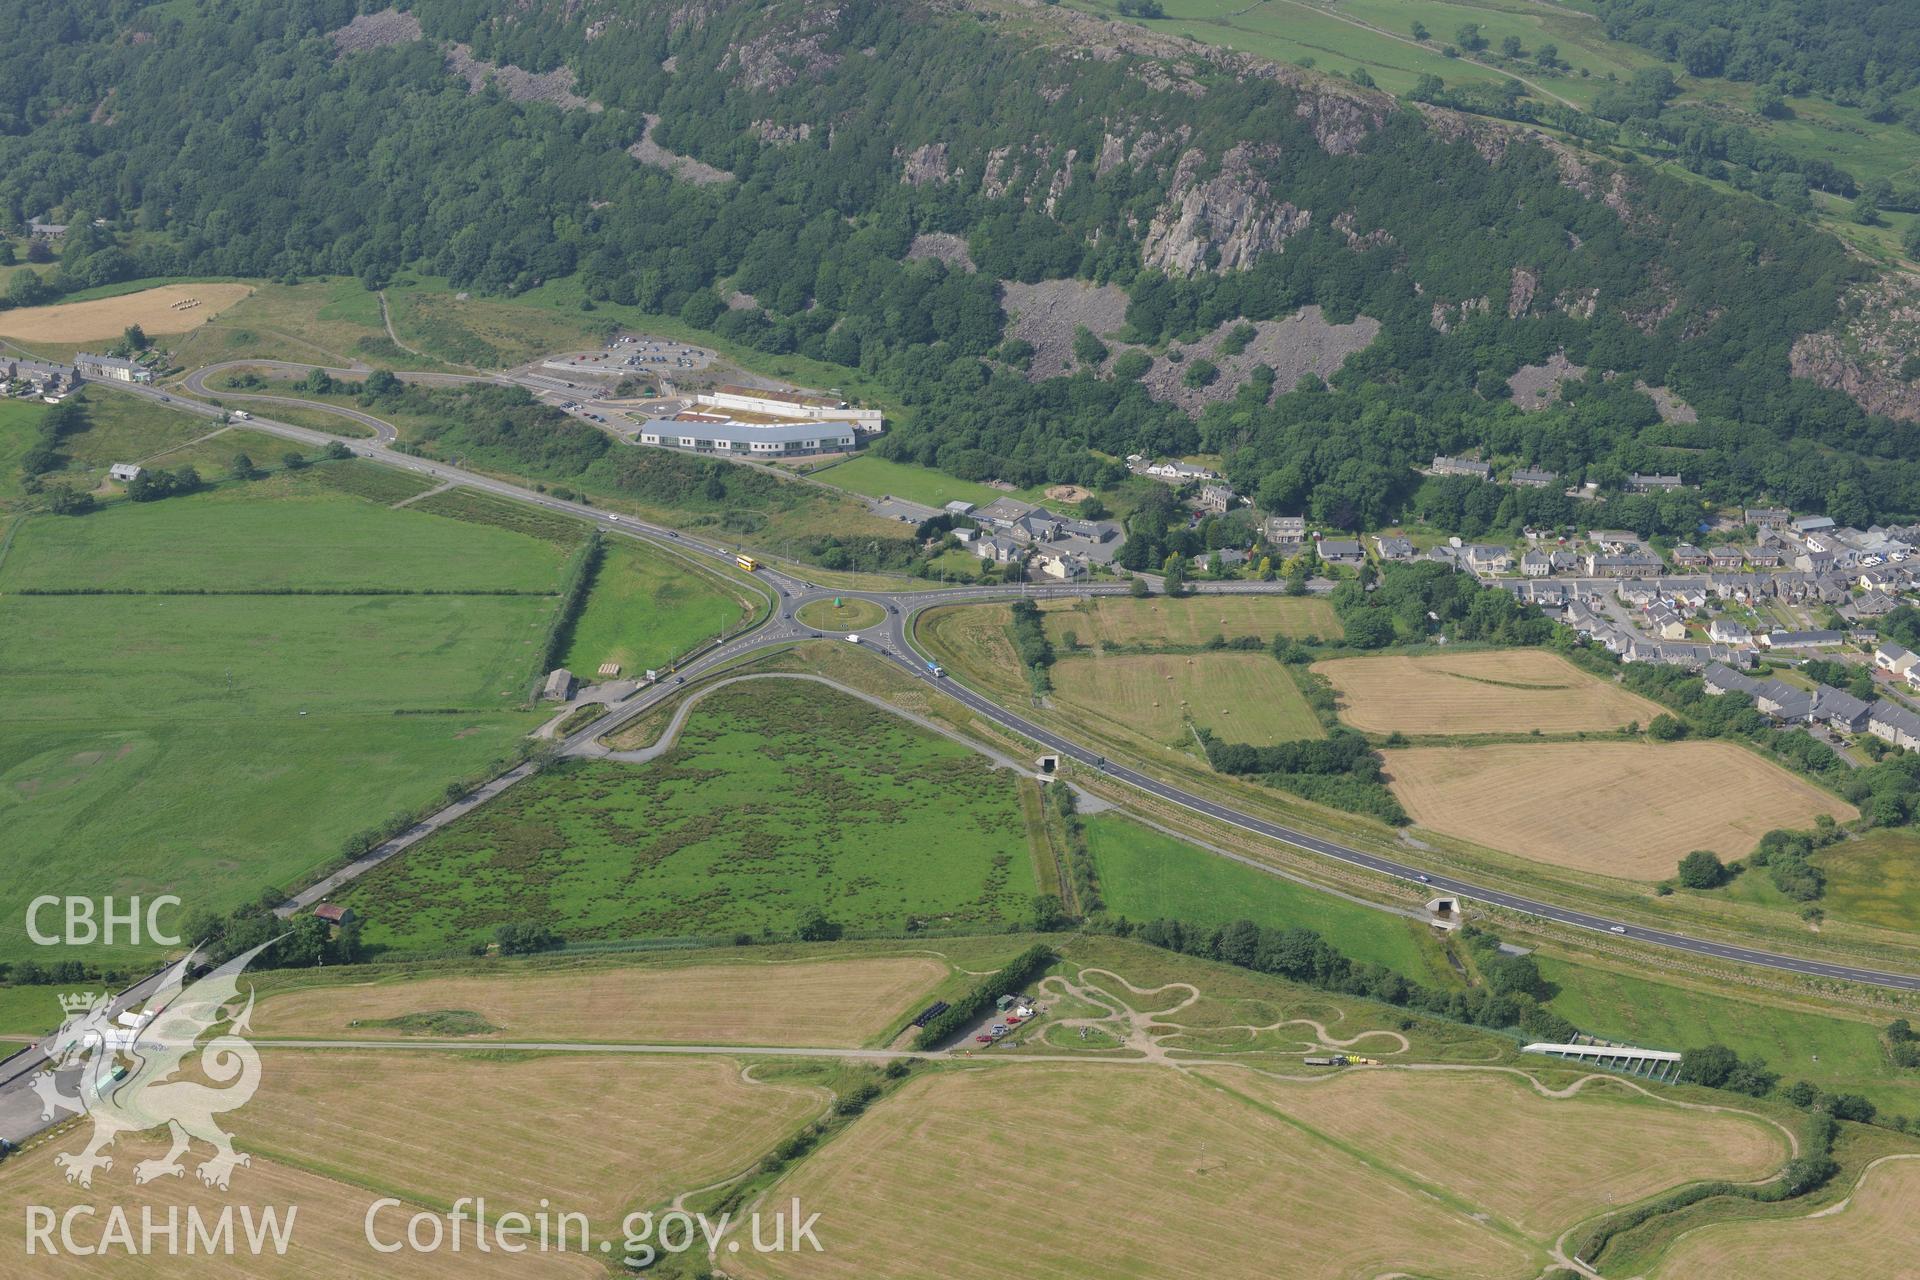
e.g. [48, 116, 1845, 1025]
[97, 381, 1920, 994]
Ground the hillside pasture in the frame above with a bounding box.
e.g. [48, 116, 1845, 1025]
[0, 282, 253, 341]
[335, 679, 1043, 951]
[253, 955, 948, 1047]
[1314, 648, 1664, 735]
[729, 1063, 1539, 1280]
[1384, 741, 1856, 879]
[1050, 651, 1324, 746]
[1649, 1156, 1920, 1279]
[241, 1052, 821, 1220]
[1212, 1067, 1785, 1238]
[1042, 594, 1342, 648]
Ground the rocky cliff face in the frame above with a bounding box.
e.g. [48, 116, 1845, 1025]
[1141, 143, 1309, 275]
[1791, 274, 1920, 422]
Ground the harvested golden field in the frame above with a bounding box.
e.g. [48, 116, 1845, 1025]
[1385, 741, 1856, 879]
[0, 1136, 601, 1277]
[1042, 595, 1343, 648]
[254, 955, 946, 1047]
[728, 1064, 1538, 1280]
[1651, 1156, 1920, 1278]
[1314, 648, 1662, 735]
[0, 283, 253, 341]
[1208, 1068, 1785, 1238]
[1051, 651, 1324, 745]
[241, 1052, 820, 1218]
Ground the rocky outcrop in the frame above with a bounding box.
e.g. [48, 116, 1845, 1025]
[753, 120, 813, 145]
[1142, 144, 1308, 276]
[628, 114, 735, 185]
[1332, 210, 1394, 252]
[906, 233, 976, 272]
[1507, 267, 1539, 318]
[1508, 351, 1588, 411]
[1295, 91, 1385, 157]
[1430, 297, 1490, 333]
[721, 9, 843, 92]
[445, 43, 599, 111]
[900, 142, 951, 186]
[1557, 288, 1599, 321]
[1042, 149, 1077, 216]
[329, 7, 421, 56]
[1790, 275, 1920, 423]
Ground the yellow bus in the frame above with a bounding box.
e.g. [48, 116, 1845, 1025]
[736, 554, 758, 572]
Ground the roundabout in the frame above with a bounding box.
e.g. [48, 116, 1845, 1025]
[794, 597, 887, 632]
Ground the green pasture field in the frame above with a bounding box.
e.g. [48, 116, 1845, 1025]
[561, 540, 756, 676]
[1083, 814, 1444, 979]
[338, 679, 1044, 953]
[1541, 958, 1916, 1115]
[0, 715, 535, 969]
[1042, 593, 1344, 648]
[406, 487, 592, 547]
[1717, 828, 1920, 935]
[0, 473, 569, 593]
[0, 474, 586, 965]
[2, 591, 552, 726]
[0, 398, 44, 502]
[814, 455, 1046, 509]
[1050, 650, 1326, 746]
[0, 391, 218, 499]
[303, 458, 437, 505]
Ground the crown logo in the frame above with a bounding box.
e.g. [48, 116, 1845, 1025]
[58, 991, 101, 1014]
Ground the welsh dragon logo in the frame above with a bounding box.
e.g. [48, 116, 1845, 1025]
[35, 940, 275, 1191]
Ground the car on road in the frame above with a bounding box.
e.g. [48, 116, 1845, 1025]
[782, 612, 790, 619]
[607, 513, 620, 521]
[674, 676, 685, 684]
[666, 531, 679, 538]
[1416, 874, 1430, 883]
[974, 1035, 993, 1044]
[1609, 925, 1627, 934]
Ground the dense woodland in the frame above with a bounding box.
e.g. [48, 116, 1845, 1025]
[1, 0, 1915, 526]
[1591, 0, 1920, 108]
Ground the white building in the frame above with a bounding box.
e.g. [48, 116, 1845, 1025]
[637, 416, 858, 458]
[692, 385, 884, 432]
[74, 353, 153, 384]
[108, 463, 144, 483]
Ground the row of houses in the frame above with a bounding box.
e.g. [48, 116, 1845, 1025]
[1702, 665, 1875, 731]
[1426, 456, 1686, 495]
[1705, 662, 1920, 747]
[1, 356, 79, 397]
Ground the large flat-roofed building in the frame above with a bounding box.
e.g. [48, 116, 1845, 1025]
[693, 384, 884, 432]
[637, 415, 859, 458]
